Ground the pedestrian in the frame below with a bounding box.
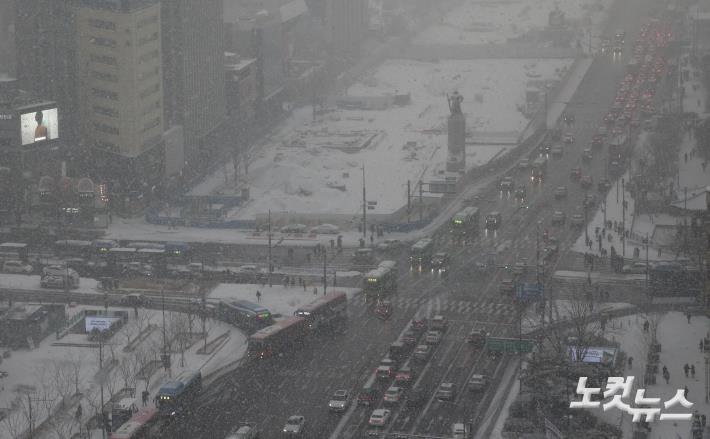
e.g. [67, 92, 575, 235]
[684, 363, 690, 377]
[685, 152, 689, 163]
[687, 312, 692, 323]
[313, 287, 318, 295]
[643, 320, 649, 332]
[370, 234, 374, 245]
[658, 247, 661, 257]
[141, 390, 149, 406]
[256, 290, 261, 303]
[663, 365, 668, 375]
[702, 414, 707, 427]
[75, 403, 82, 421]
[303, 281, 306, 292]
[701, 339, 705, 352]
[587, 272, 592, 286]
[628, 356, 633, 368]
[691, 364, 696, 379]
[664, 370, 670, 384]
[684, 385, 689, 398]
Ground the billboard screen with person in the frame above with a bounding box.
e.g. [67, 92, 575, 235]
[20, 107, 59, 145]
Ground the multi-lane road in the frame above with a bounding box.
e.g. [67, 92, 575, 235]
[153, 0, 655, 437]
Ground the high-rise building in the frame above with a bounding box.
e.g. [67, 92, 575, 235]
[325, 0, 366, 55]
[162, 0, 226, 173]
[75, 0, 164, 168]
[15, 0, 79, 143]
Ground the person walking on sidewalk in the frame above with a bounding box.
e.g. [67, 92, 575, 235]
[687, 311, 692, 323]
[628, 356, 633, 369]
[691, 364, 696, 379]
[684, 363, 690, 378]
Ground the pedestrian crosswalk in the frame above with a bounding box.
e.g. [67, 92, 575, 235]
[350, 294, 517, 319]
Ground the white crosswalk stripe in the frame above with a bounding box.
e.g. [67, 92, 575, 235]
[350, 294, 517, 319]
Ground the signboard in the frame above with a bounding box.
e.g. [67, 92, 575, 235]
[85, 316, 121, 333]
[568, 346, 617, 365]
[486, 337, 535, 353]
[515, 283, 543, 301]
[19, 107, 59, 145]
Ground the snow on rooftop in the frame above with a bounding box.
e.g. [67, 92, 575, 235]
[193, 58, 572, 219]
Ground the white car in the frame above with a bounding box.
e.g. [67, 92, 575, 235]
[469, 374, 489, 391]
[425, 330, 442, 344]
[282, 415, 306, 436]
[383, 386, 404, 405]
[328, 389, 350, 413]
[310, 224, 340, 234]
[238, 265, 263, 273]
[376, 239, 402, 251]
[2, 260, 33, 274]
[368, 409, 391, 427]
[436, 382, 456, 401]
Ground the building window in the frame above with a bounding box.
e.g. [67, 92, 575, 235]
[93, 105, 118, 117]
[137, 14, 158, 28]
[89, 54, 117, 65]
[137, 66, 160, 81]
[89, 36, 117, 48]
[143, 117, 161, 132]
[90, 70, 118, 82]
[87, 18, 116, 30]
[93, 122, 119, 135]
[138, 32, 158, 46]
[139, 83, 160, 99]
[91, 88, 118, 100]
[138, 50, 159, 64]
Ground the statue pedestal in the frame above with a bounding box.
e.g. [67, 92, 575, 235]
[447, 113, 466, 173]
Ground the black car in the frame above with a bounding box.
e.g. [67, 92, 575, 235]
[515, 185, 526, 200]
[563, 112, 575, 124]
[431, 252, 450, 274]
[539, 143, 552, 155]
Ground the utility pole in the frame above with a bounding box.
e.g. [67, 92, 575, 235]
[99, 335, 106, 439]
[323, 250, 327, 295]
[419, 180, 423, 222]
[268, 210, 272, 286]
[584, 191, 589, 246]
[407, 180, 411, 223]
[622, 178, 626, 258]
[362, 165, 366, 239]
[161, 287, 171, 378]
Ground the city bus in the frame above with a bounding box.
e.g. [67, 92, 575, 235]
[92, 239, 118, 255]
[53, 240, 93, 258]
[0, 242, 29, 262]
[531, 156, 547, 184]
[294, 291, 347, 331]
[217, 300, 273, 332]
[363, 260, 398, 301]
[450, 206, 479, 244]
[156, 370, 202, 417]
[247, 316, 309, 360]
[136, 248, 167, 274]
[110, 407, 158, 439]
[409, 238, 433, 271]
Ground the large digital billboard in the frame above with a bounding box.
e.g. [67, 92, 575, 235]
[20, 107, 59, 145]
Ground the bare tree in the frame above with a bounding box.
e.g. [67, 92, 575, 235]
[121, 318, 138, 346]
[50, 359, 74, 410]
[1, 399, 29, 439]
[47, 411, 77, 439]
[134, 347, 154, 391]
[563, 299, 602, 363]
[64, 350, 84, 396]
[118, 355, 139, 392]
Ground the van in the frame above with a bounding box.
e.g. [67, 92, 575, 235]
[358, 385, 378, 406]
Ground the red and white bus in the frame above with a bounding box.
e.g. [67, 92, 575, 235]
[247, 316, 309, 359]
[110, 407, 158, 439]
[294, 291, 347, 331]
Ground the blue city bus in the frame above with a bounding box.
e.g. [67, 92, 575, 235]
[156, 370, 202, 417]
[217, 300, 273, 332]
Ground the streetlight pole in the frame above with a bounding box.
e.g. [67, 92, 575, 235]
[362, 165, 367, 240]
[645, 233, 649, 291]
[268, 209, 272, 287]
[622, 178, 626, 258]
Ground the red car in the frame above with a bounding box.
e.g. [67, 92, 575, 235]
[570, 167, 582, 180]
[395, 366, 415, 386]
